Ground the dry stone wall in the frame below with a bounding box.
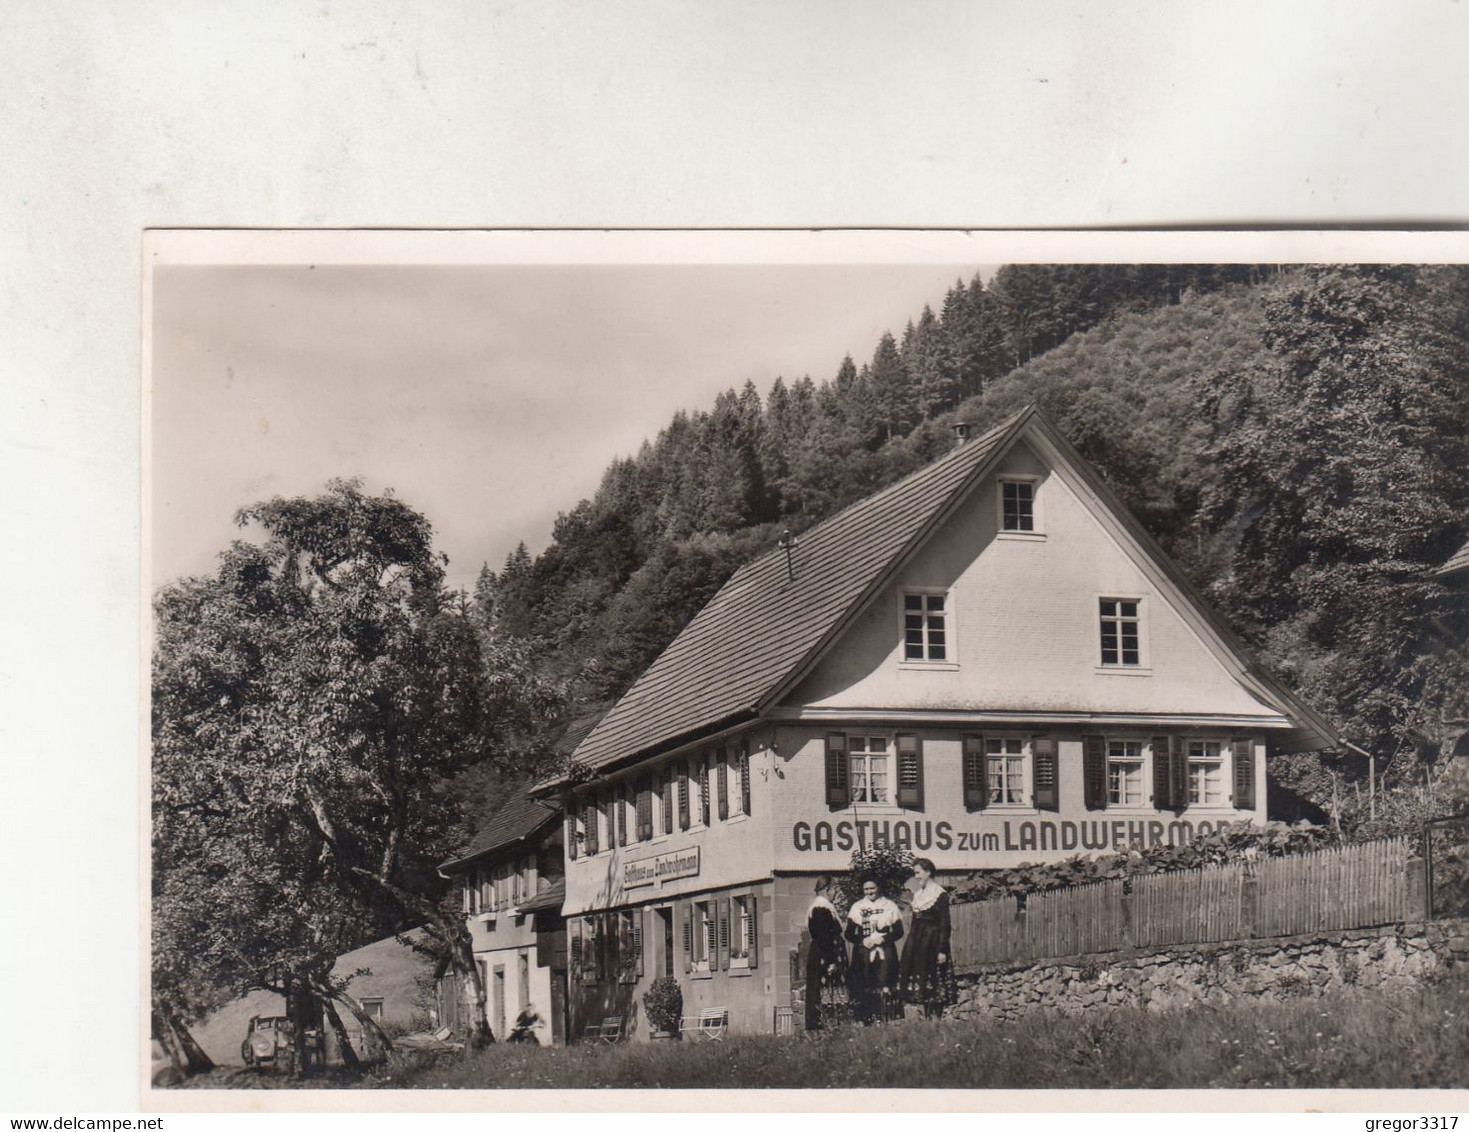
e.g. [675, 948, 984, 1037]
[950, 920, 1469, 1022]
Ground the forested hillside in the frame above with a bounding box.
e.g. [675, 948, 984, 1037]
[478, 264, 1469, 833]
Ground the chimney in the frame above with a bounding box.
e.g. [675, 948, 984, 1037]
[951, 421, 972, 445]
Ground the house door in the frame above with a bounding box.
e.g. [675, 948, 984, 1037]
[656, 906, 674, 977]
[493, 966, 506, 1040]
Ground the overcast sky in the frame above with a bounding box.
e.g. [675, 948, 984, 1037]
[150, 261, 991, 593]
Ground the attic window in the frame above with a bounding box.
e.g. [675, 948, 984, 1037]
[902, 592, 948, 662]
[1001, 479, 1034, 531]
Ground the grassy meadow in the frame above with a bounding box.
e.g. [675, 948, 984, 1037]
[355, 967, 1469, 1090]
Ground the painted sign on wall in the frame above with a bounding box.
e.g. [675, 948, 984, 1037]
[623, 847, 701, 889]
[790, 816, 1244, 856]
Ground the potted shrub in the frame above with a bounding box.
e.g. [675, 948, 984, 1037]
[642, 976, 682, 1040]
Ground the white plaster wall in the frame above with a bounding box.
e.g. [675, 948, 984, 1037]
[788, 441, 1281, 720]
[473, 942, 555, 1045]
[564, 726, 780, 915]
[770, 724, 1266, 872]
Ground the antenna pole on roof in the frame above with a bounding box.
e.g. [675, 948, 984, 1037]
[778, 529, 799, 582]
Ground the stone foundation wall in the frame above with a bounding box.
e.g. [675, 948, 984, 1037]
[951, 919, 1469, 1022]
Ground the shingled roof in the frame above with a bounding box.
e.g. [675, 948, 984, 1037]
[563, 407, 1033, 777]
[1437, 535, 1469, 578]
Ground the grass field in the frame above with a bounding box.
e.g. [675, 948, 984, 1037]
[350, 967, 1469, 1090]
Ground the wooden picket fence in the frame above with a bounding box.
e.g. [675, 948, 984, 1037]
[949, 837, 1412, 971]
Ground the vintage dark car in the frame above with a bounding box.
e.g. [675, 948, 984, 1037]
[241, 1015, 302, 1072]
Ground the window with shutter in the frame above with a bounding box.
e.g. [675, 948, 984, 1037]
[566, 813, 578, 861]
[1151, 735, 1173, 809]
[1231, 737, 1256, 810]
[1032, 736, 1059, 811]
[1170, 735, 1187, 810]
[1083, 735, 1108, 810]
[678, 763, 690, 830]
[825, 733, 849, 808]
[738, 742, 751, 815]
[896, 733, 924, 809]
[728, 895, 749, 966]
[963, 735, 987, 809]
[637, 777, 652, 841]
[716, 747, 729, 820]
[616, 786, 628, 846]
[570, 922, 584, 983]
[717, 897, 730, 970]
[699, 755, 712, 826]
[681, 905, 692, 974]
[584, 796, 599, 855]
[747, 899, 759, 969]
[661, 767, 674, 833]
[1187, 739, 1227, 805]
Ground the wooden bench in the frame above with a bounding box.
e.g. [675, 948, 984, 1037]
[679, 1007, 729, 1042]
[584, 1015, 624, 1044]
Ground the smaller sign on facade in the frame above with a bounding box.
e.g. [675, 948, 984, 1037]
[623, 847, 701, 889]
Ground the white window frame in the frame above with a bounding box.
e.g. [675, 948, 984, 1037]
[984, 735, 1030, 808]
[900, 588, 956, 667]
[729, 894, 752, 969]
[847, 734, 893, 805]
[1106, 738, 1148, 808]
[997, 476, 1044, 539]
[1186, 738, 1229, 807]
[692, 900, 713, 974]
[1097, 595, 1150, 674]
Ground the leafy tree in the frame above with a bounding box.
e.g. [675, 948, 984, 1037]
[153, 480, 513, 1060]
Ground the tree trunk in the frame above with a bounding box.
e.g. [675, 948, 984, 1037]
[153, 999, 215, 1075]
[320, 996, 361, 1071]
[331, 987, 397, 1065]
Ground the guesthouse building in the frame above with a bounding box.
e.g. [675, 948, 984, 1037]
[543, 405, 1339, 1039]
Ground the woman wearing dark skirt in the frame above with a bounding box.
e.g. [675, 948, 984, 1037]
[898, 857, 957, 1018]
[803, 882, 850, 1031]
[844, 876, 904, 1025]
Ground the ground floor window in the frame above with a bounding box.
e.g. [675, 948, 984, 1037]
[693, 900, 713, 973]
[730, 895, 751, 967]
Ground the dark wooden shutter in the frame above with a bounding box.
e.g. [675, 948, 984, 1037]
[963, 735, 987, 809]
[680, 905, 692, 973]
[1083, 735, 1108, 811]
[1151, 735, 1173, 809]
[570, 920, 584, 983]
[717, 897, 730, 970]
[636, 777, 652, 841]
[747, 899, 759, 969]
[662, 767, 674, 832]
[716, 747, 729, 821]
[739, 742, 751, 814]
[617, 786, 628, 846]
[566, 812, 578, 861]
[896, 733, 924, 809]
[584, 796, 599, 855]
[699, 756, 711, 825]
[1232, 737, 1256, 810]
[824, 733, 849, 807]
[1171, 736, 1187, 809]
[635, 909, 645, 978]
[1032, 736, 1059, 811]
[678, 763, 690, 830]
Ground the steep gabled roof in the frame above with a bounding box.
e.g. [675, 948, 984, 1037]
[1437, 535, 1469, 578]
[564, 408, 1034, 776]
[440, 786, 558, 872]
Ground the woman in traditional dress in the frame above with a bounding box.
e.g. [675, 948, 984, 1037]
[803, 879, 850, 1031]
[897, 857, 957, 1019]
[844, 876, 904, 1025]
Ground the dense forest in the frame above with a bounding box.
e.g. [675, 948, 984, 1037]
[152, 262, 1469, 1057]
[477, 263, 1469, 830]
